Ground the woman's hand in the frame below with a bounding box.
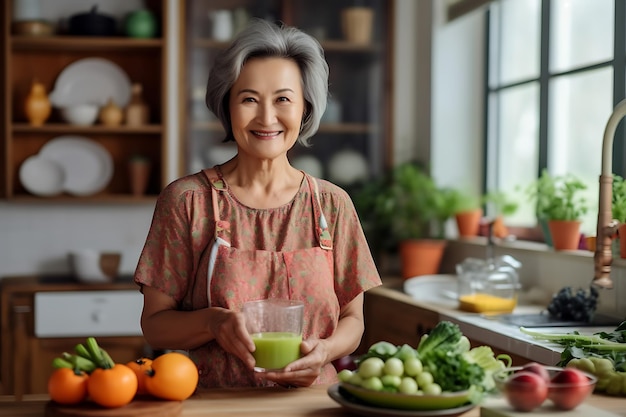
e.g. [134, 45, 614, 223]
[208, 308, 256, 369]
[261, 339, 330, 387]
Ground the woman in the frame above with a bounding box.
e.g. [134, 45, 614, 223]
[134, 19, 381, 388]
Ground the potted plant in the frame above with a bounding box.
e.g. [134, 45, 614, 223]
[539, 172, 588, 251]
[526, 169, 557, 246]
[354, 162, 454, 278]
[448, 189, 484, 238]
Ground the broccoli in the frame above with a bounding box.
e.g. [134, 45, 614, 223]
[417, 321, 463, 356]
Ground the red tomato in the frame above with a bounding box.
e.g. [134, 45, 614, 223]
[87, 364, 138, 408]
[504, 371, 548, 412]
[47, 368, 89, 405]
[548, 368, 593, 410]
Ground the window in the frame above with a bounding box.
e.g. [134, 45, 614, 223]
[486, 0, 624, 236]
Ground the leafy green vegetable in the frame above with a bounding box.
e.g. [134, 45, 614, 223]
[421, 348, 484, 392]
[520, 322, 626, 371]
[463, 346, 511, 392]
[417, 321, 463, 356]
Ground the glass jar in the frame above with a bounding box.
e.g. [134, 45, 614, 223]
[456, 255, 521, 313]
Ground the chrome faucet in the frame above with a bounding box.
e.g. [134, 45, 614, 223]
[593, 99, 626, 289]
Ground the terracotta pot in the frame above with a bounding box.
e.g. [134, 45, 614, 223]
[455, 209, 482, 237]
[128, 158, 151, 196]
[548, 220, 581, 251]
[399, 239, 447, 279]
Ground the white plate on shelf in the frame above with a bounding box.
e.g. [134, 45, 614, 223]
[19, 155, 65, 197]
[49, 58, 132, 107]
[39, 136, 113, 196]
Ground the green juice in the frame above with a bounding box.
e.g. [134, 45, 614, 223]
[251, 332, 302, 371]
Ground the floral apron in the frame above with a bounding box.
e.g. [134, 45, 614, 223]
[191, 168, 339, 388]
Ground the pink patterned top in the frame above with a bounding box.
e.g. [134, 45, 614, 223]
[134, 167, 381, 387]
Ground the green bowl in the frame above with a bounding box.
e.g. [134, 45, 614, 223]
[339, 382, 472, 411]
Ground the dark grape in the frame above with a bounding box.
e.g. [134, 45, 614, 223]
[545, 285, 598, 322]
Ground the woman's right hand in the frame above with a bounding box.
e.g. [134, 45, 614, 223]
[209, 308, 256, 369]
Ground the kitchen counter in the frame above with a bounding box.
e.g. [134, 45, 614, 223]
[1, 385, 625, 416]
[373, 278, 620, 365]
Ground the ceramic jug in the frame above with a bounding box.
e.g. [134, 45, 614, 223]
[209, 9, 233, 41]
[125, 83, 149, 126]
[24, 79, 51, 126]
[99, 98, 123, 126]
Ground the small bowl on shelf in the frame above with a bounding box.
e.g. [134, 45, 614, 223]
[60, 104, 100, 126]
[69, 250, 121, 284]
[12, 20, 55, 36]
[493, 365, 597, 412]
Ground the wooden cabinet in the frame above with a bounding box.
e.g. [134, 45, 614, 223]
[0, 277, 149, 398]
[179, 0, 394, 186]
[0, 1, 169, 202]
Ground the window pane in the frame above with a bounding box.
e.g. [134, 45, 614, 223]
[491, 83, 540, 226]
[548, 67, 613, 235]
[550, 0, 614, 73]
[489, 0, 541, 87]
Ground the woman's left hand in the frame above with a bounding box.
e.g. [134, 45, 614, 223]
[260, 339, 330, 387]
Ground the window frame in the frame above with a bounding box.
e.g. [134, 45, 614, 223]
[484, 0, 626, 230]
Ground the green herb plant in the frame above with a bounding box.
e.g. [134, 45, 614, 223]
[612, 174, 626, 224]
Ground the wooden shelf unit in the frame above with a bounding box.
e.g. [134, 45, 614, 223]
[179, 0, 395, 182]
[1, 0, 169, 202]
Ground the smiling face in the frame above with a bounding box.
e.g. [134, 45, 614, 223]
[229, 57, 305, 162]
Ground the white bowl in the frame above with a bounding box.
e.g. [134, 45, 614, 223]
[69, 250, 121, 284]
[60, 104, 99, 126]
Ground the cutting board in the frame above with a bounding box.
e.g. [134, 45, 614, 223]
[44, 398, 182, 417]
[480, 398, 621, 417]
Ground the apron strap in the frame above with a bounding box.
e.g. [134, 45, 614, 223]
[203, 168, 231, 307]
[203, 168, 231, 243]
[307, 174, 333, 251]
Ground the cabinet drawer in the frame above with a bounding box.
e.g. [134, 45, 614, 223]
[34, 291, 143, 337]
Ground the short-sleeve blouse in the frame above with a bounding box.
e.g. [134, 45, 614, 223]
[135, 169, 381, 312]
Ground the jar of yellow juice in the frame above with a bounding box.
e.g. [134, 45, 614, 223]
[456, 255, 521, 314]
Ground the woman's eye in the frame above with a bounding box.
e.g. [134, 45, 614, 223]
[243, 97, 256, 103]
[277, 97, 289, 103]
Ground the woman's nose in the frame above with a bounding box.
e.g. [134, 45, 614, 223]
[256, 102, 276, 125]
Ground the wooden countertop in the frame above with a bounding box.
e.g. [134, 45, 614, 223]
[2, 385, 625, 417]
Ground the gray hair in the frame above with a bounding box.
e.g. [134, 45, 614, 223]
[205, 19, 329, 146]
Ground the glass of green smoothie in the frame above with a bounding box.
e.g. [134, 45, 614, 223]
[243, 298, 304, 372]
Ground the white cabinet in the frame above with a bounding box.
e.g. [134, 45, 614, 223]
[35, 291, 143, 337]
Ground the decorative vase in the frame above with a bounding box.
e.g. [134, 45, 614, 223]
[24, 79, 51, 126]
[125, 9, 158, 38]
[125, 83, 149, 126]
[548, 219, 581, 251]
[455, 209, 482, 238]
[128, 157, 151, 196]
[99, 98, 123, 126]
[341, 7, 374, 44]
[399, 239, 447, 279]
